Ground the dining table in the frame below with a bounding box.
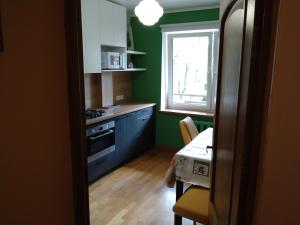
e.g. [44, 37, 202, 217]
[172, 128, 213, 200]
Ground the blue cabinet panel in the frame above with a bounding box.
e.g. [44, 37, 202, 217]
[88, 106, 155, 183]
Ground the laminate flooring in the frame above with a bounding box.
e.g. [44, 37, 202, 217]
[89, 148, 201, 225]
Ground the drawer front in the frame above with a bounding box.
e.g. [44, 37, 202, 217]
[137, 107, 154, 117]
[88, 152, 115, 183]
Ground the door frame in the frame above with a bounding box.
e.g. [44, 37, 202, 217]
[63, 0, 280, 225]
[209, 0, 280, 225]
[64, 0, 90, 225]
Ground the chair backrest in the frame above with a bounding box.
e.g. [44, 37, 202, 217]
[179, 116, 199, 145]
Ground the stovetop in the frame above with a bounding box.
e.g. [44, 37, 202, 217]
[85, 108, 111, 120]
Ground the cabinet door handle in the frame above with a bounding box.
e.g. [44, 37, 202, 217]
[89, 129, 114, 141]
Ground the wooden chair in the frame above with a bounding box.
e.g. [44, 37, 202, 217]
[173, 186, 209, 225]
[179, 117, 199, 145]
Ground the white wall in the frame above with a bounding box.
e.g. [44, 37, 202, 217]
[254, 0, 300, 224]
[0, 1, 74, 224]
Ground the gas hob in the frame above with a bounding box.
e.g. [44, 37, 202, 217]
[85, 108, 111, 120]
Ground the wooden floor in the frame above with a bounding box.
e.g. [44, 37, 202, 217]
[89, 148, 199, 225]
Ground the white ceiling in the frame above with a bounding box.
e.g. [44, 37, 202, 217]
[109, 0, 219, 12]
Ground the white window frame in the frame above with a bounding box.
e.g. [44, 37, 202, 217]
[160, 21, 219, 113]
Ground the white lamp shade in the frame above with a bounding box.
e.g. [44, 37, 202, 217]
[134, 0, 164, 26]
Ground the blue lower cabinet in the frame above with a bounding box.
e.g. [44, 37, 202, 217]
[87, 147, 115, 183]
[135, 113, 155, 154]
[88, 106, 155, 183]
[115, 114, 132, 164]
[115, 106, 155, 163]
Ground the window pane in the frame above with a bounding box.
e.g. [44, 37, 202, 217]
[172, 36, 209, 106]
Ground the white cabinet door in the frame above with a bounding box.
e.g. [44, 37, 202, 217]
[99, 0, 127, 47]
[99, 0, 114, 47]
[81, 0, 102, 73]
[112, 4, 127, 47]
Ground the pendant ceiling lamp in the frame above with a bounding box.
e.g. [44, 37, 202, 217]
[134, 0, 164, 26]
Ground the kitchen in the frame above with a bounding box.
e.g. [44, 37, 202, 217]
[82, 0, 218, 224]
[0, 0, 298, 225]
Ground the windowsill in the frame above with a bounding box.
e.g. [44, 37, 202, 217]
[160, 108, 214, 118]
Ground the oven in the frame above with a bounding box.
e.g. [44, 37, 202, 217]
[86, 120, 115, 156]
[86, 121, 116, 182]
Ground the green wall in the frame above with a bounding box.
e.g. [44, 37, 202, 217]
[131, 8, 219, 149]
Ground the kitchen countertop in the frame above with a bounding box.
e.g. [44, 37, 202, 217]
[86, 102, 156, 126]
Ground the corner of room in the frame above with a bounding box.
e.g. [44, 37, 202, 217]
[130, 8, 219, 149]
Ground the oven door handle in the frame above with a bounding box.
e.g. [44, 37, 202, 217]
[88, 129, 114, 141]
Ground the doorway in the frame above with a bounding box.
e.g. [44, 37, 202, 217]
[64, 0, 279, 225]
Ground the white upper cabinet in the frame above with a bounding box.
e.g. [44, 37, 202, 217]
[100, 0, 127, 48]
[81, 0, 102, 73]
[81, 0, 127, 73]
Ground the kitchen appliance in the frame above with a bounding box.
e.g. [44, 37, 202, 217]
[101, 51, 122, 69]
[86, 121, 115, 156]
[85, 108, 111, 120]
[86, 120, 116, 182]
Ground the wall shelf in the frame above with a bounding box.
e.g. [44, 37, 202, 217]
[126, 68, 147, 71]
[101, 50, 147, 72]
[126, 50, 147, 72]
[102, 68, 147, 72]
[126, 50, 146, 55]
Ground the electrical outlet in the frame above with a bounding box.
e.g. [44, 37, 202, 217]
[116, 95, 124, 101]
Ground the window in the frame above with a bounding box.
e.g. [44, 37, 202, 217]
[161, 22, 219, 113]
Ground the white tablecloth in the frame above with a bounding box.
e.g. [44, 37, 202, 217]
[175, 128, 213, 188]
